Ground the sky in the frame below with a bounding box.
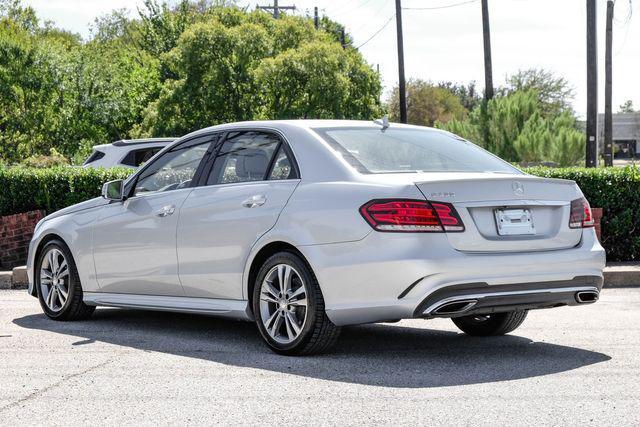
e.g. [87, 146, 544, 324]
[22, 0, 640, 118]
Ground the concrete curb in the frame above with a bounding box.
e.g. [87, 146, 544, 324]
[0, 266, 28, 290]
[603, 262, 640, 288]
[2, 263, 640, 291]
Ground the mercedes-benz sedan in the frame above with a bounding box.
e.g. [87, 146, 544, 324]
[27, 120, 606, 355]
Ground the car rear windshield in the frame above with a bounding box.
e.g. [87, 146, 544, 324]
[313, 127, 520, 174]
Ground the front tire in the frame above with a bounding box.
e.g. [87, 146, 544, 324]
[252, 251, 340, 355]
[452, 310, 528, 336]
[36, 240, 95, 321]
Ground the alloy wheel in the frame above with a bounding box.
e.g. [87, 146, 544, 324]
[39, 248, 70, 312]
[259, 264, 308, 344]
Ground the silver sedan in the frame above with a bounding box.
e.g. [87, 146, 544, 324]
[26, 120, 606, 355]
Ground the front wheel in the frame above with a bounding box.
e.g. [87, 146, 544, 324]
[36, 240, 95, 321]
[252, 252, 340, 355]
[452, 310, 528, 336]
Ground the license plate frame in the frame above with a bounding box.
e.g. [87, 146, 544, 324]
[494, 208, 536, 236]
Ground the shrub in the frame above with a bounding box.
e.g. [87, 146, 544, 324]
[525, 166, 640, 262]
[0, 166, 133, 217]
[22, 148, 69, 168]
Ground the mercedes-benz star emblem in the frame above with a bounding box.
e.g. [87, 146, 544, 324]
[512, 181, 524, 196]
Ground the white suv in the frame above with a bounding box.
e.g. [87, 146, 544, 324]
[83, 138, 176, 169]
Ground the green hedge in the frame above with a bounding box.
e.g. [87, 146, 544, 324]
[525, 166, 640, 262]
[0, 167, 133, 217]
[0, 165, 638, 262]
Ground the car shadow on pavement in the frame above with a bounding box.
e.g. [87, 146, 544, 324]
[13, 309, 611, 389]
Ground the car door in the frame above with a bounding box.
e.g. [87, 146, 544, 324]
[176, 130, 300, 300]
[92, 135, 215, 296]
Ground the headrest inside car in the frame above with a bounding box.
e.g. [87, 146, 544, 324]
[235, 149, 269, 179]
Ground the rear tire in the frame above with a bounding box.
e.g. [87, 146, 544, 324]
[36, 240, 95, 321]
[452, 310, 528, 336]
[252, 251, 341, 355]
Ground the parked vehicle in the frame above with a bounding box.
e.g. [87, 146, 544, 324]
[83, 138, 176, 169]
[27, 120, 606, 355]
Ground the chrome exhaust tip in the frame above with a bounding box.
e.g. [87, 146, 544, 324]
[431, 299, 478, 316]
[575, 291, 599, 304]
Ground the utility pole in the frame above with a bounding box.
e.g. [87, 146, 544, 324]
[481, 0, 494, 100]
[257, 0, 296, 19]
[314, 6, 319, 29]
[395, 0, 407, 123]
[586, 0, 598, 167]
[604, 0, 614, 167]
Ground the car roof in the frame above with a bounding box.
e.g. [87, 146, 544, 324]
[180, 119, 445, 140]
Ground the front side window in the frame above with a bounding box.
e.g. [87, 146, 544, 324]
[206, 131, 281, 185]
[134, 137, 211, 196]
[314, 127, 520, 174]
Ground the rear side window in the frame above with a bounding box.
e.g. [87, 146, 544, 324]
[83, 150, 105, 165]
[313, 127, 519, 174]
[121, 147, 163, 167]
[206, 131, 296, 185]
[269, 146, 295, 180]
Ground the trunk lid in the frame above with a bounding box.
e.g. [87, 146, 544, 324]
[414, 173, 583, 252]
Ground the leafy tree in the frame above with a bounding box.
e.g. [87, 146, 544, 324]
[547, 112, 585, 166]
[0, 0, 37, 32]
[0, 1, 381, 163]
[0, 16, 78, 160]
[387, 79, 467, 127]
[618, 100, 636, 113]
[138, 12, 381, 136]
[437, 81, 481, 111]
[513, 111, 552, 162]
[90, 8, 139, 45]
[317, 15, 351, 47]
[0, 1, 161, 163]
[255, 42, 381, 119]
[500, 68, 575, 116]
[438, 89, 584, 166]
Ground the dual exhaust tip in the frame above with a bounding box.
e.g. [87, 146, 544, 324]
[429, 290, 600, 317]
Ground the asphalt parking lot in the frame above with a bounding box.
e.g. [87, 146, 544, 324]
[1, 288, 639, 425]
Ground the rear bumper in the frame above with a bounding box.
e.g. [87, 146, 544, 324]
[299, 228, 606, 326]
[416, 275, 602, 318]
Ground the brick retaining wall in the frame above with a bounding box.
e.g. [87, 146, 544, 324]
[592, 208, 603, 241]
[0, 210, 45, 270]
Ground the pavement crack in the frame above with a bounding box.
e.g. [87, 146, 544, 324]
[0, 358, 113, 414]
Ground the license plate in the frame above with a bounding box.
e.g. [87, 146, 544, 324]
[494, 208, 535, 236]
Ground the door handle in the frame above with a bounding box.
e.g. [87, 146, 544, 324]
[242, 195, 266, 208]
[156, 205, 176, 217]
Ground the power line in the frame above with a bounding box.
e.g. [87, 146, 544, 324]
[403, 0, 478, 11]
[355, 14, 395, 49]
[349, 0, 392, 37]
[329, 0, 378, 18]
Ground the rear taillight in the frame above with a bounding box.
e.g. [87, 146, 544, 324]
[359, 199, 465, 232]
[569, 197, 595, 228]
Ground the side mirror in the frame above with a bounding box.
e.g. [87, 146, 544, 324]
[101, 179, 124, 201]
